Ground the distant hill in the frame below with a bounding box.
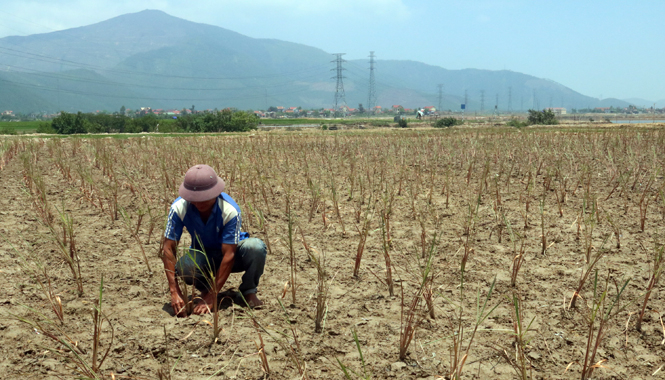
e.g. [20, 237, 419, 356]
[361, 60, 629, 111]
[0, 72, 52, 111]
[0, 10, 631, 113]
[622, 98, 665, 108]
[623, 98, 653, 106]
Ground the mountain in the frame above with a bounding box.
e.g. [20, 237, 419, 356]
[0, 10, 251, 72]
[0, 72, 52, 111]
[0, 10, 631, 113]
[623, 98, 653, 106]
[622, 98, 665, 108]
[362, 60, 626, 111]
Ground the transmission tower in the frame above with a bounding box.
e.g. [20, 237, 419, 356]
[464, 90, 468, 109]
[331, 53, 347, 111]
[508, 86, 512, 113]
[367, 52, 377, 112]
[480, 90, 485, 112]
[494, 93, 499, 116]
[438, 84, 444, 111]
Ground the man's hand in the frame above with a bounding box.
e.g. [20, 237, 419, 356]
[171, 290, 188, 318]
[193, 291, 217, 315]
[191, 243, 235, 316]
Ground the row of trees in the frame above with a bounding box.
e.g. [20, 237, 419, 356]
[44, 112, 161, 134]
[571, 105, 662, 114]
[430, 109, 558, 129]
[174, 109, 259, 132]
[42, 110, 259, 134]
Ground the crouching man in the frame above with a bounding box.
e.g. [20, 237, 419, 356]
[161, 164, 266, 317]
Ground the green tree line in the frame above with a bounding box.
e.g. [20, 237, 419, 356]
[40, 110, 259, 134]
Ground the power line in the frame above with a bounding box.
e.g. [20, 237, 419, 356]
[367, 51, 376, 112]
[0, 61, 330, 92]
[0, 45, 331, 81]
[331, 53, 346, 110]
[326, 59, 412, 95]
[0, 43, 338, 107]
[0, 77, 316, 102]
[2, 48, 405, 108]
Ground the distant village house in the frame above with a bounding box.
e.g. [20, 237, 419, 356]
[546, 107, 567, 115]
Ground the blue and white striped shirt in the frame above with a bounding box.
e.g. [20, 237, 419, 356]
[164, 192, 248, 248]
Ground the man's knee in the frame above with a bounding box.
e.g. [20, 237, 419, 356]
[175, 255, 197, 281]
[176, 257, 208, 289]
[239, 237, 267, 257]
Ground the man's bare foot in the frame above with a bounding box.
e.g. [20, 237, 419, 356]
[245, 293, 264, 308]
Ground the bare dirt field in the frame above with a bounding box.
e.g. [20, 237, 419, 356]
[1, 125, 664, 379]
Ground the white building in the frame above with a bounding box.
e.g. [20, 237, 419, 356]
[546, 107, 567, 115]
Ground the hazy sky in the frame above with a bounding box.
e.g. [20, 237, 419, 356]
[0, 0, 662, 101]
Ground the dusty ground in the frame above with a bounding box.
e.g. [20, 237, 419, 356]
[0, 126, 664, 379]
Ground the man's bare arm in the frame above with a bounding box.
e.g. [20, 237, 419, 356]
[162, 238, 186, 317]
[162, 238, 181, 293]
